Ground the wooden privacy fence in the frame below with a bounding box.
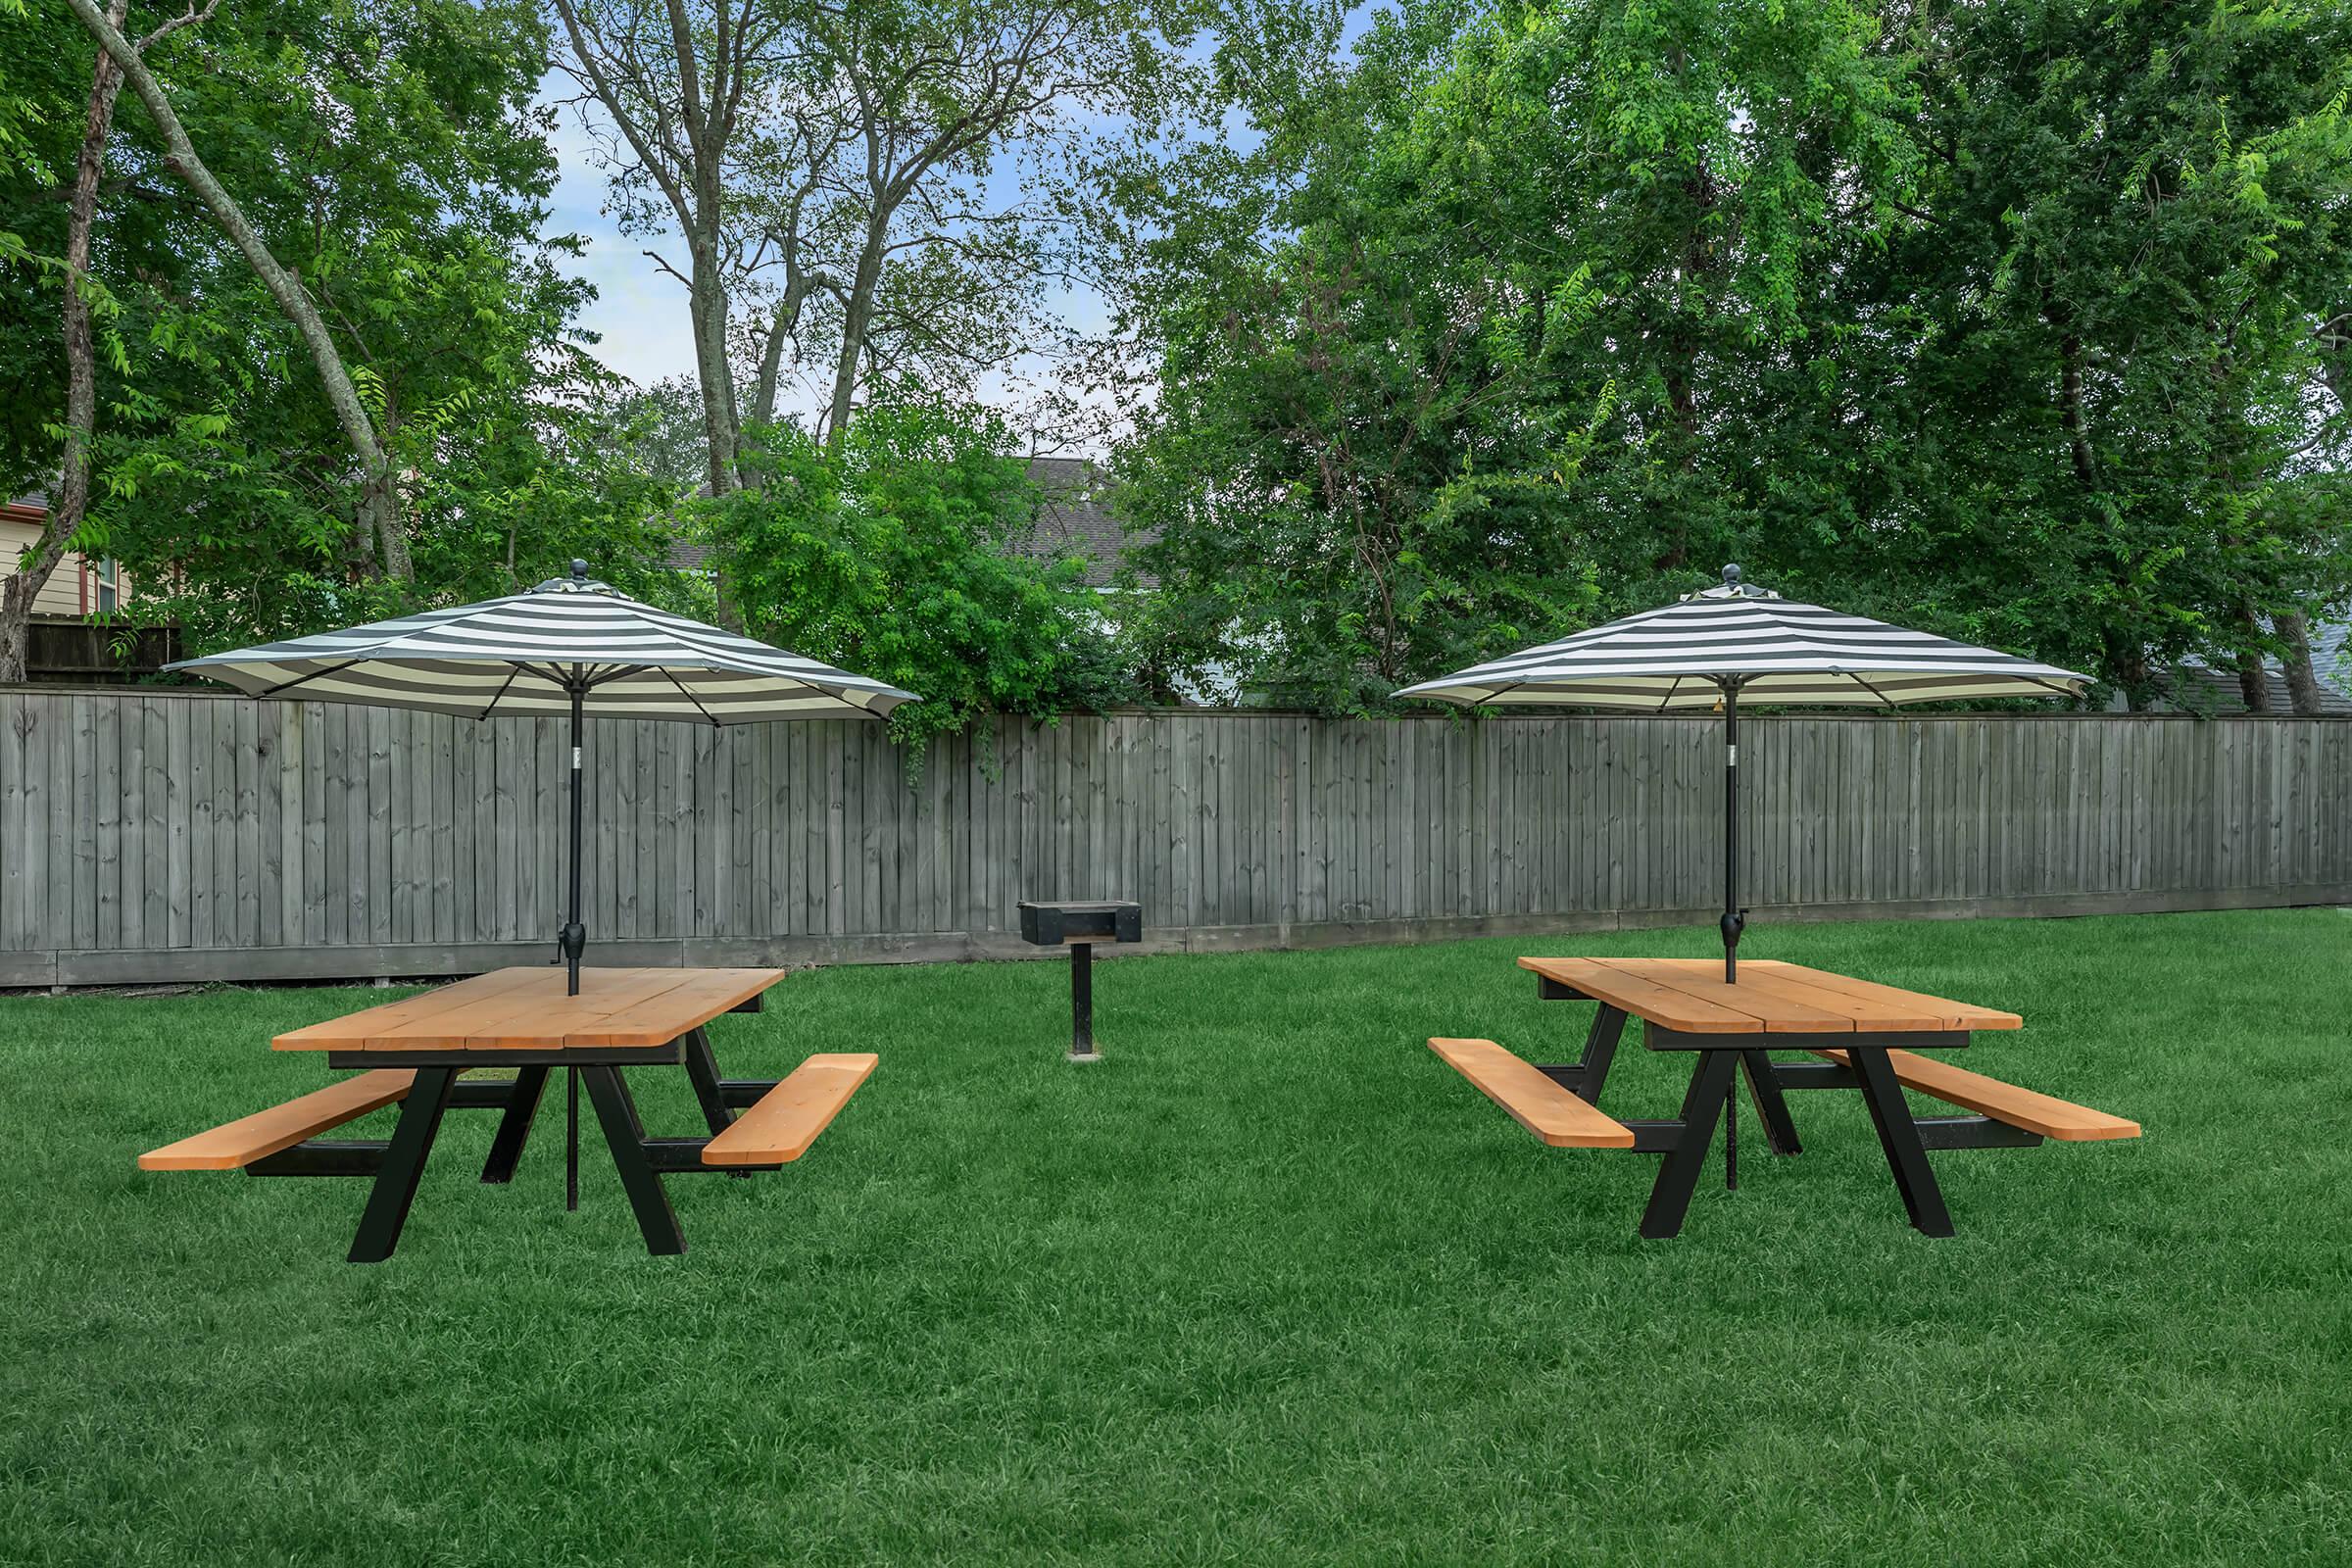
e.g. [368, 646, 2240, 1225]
[1, 689, 2346, 986]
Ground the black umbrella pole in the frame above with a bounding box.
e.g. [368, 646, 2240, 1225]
[1721, 686, 1743, 984]
[1721, 685, 1740, 1191]
[562, 687, 587, 996]
[563, 685, 585, 1212]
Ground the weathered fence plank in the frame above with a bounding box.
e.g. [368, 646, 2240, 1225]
[3, 691, 2347, 982]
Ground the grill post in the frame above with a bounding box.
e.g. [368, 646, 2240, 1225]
[1017, 900, 1142, 1063]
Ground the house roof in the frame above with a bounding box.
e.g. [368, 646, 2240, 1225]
[2160, 663, 2352, 715]
[1021, 457, 1152, 589]
[2311, 617, 2350, 696]
[2159, 616, 2352, 714]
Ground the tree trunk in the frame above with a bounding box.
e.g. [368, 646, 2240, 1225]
[0, 0, 131, 684]
[689, 243, 740, 494]
[2056, 332, 2096, 488]
[824, 220, 888, 445]
[2277, 611, 2326, 715]
[2233, 650, 2273, 712]
[2230, 601, 2272, 711]
[65, 0, 409, 581]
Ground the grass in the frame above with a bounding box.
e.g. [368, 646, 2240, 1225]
[1, 908, 2347, 1566]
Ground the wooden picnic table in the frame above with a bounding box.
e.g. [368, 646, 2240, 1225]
[1432, 957, 2135, 1239]
[142, 966, 877, 1262]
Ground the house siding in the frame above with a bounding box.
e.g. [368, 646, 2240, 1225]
[2, 504, 133, 618]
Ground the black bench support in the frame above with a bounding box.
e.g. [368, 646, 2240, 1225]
[1536, 1005, 1627, 1104]
[249, 1140, 389, 1178]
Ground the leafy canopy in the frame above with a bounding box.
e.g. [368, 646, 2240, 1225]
[699, 401, 1133, 751]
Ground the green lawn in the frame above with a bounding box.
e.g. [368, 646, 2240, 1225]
[2, 909, 2347, 1566]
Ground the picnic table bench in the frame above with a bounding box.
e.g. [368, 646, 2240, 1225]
[137, 966, 876, 1261]
[1432, 957, 2137, 1238]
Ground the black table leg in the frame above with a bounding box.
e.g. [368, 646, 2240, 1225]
[680, 1027, 754, 1182]
[681, 1028, 734, 1135]
[577, 1064, 685, 1255]
[1847, 1046, 1955, 1237]
[1739, 1050, 1803, 1155]
[479, 1066, 550, 1184]
[1540, 1005, 1626, 1104]
[348, 1067, 459, 1263]
[1640, 1052, 1739, 1240]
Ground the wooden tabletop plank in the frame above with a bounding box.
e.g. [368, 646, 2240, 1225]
[561, 968, 786, 1047]
[1517, 956, 1767, 1033]
[272, 966, 788, 1052]
[1518, 955, 2020, 1035]
[1586, 958, 1859, 1033]
[1635, 960, 1950, 1032]
[448, 968, 711, 1050]
[272, 967, 544, 1050]
[1744, 961, 2023, 1031]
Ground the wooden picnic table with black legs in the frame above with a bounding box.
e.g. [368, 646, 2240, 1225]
[139, 967, 879, 1262]
[1432, 958, 2139, 1239]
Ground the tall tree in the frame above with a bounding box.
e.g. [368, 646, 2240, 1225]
[0, 0, 217, 682]
[1104, 0, 2352, 710]
[1109, 0, 1918, 709]
[2, 0, 689, 661]
[551, 0, 1199, 489]
[64, 0, 410, 582]
[1808, 0, 2352, 707]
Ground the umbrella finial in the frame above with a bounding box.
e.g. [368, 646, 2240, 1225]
[571, 558, 589, 582]
[1723, 563, 1741, 588]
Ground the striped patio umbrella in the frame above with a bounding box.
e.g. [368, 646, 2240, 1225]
[1396, 564, 2087, 983]
[170, 561, 918, 994]
[172, 562, 916, 1212]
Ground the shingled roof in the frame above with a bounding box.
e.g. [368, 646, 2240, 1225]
[1021, 457, 1152, 589]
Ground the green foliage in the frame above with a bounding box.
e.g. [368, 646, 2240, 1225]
[701, 400, 1134, 752]
[0, 0, 690, 651]
[1107, 0, 2352, 710]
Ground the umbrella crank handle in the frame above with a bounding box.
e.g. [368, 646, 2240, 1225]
[558, 922, 586, 964]
[1719, 908, 1746, 952]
